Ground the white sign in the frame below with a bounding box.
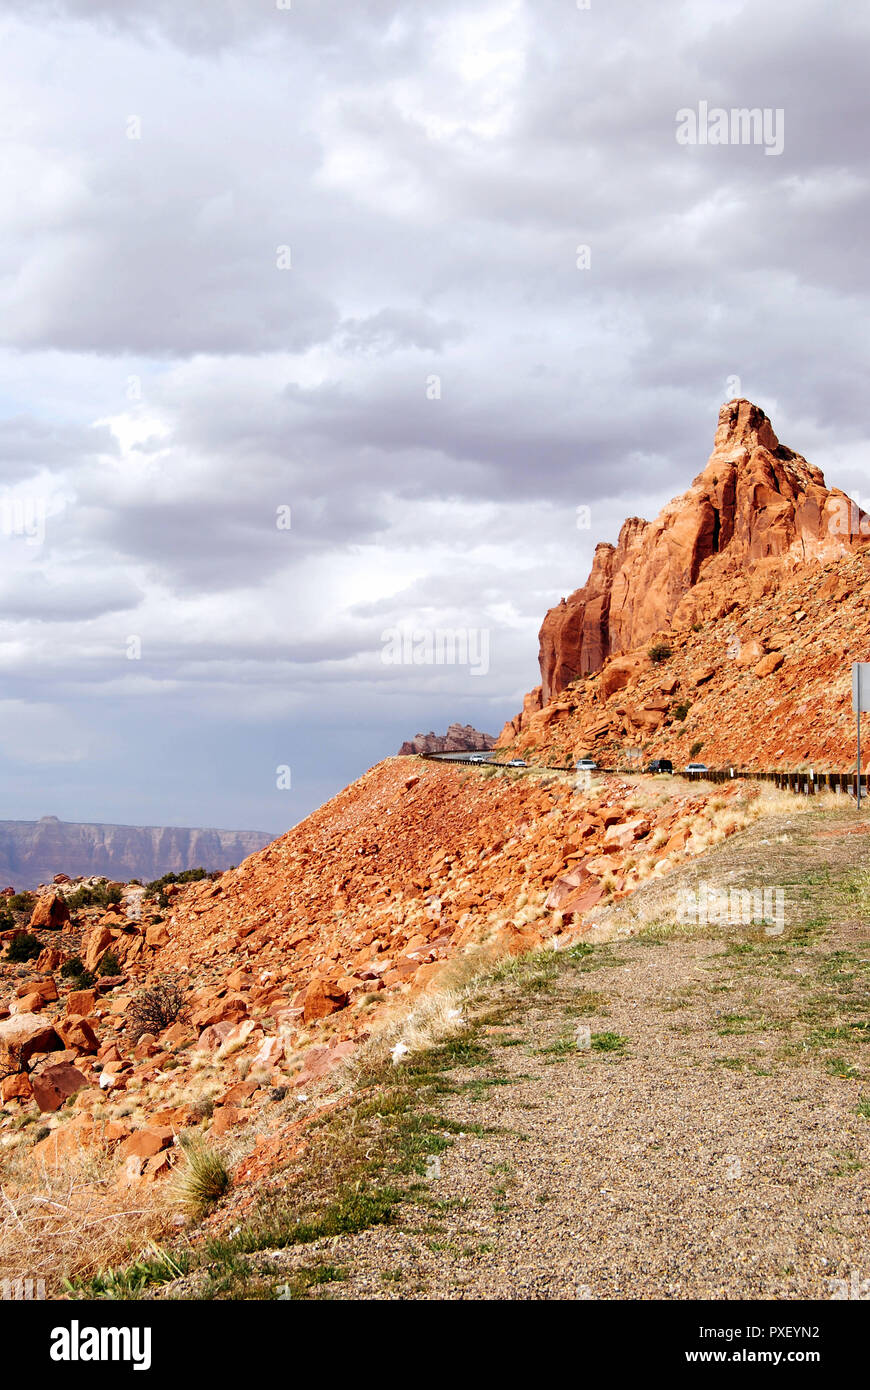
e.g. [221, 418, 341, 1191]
[852, 662, 870, 713]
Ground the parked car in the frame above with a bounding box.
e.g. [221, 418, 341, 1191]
[575, 759, 598, 772]
[647, 758, 673, 774]
[507, 759, 527, 767]
[684, 761, 709, 774]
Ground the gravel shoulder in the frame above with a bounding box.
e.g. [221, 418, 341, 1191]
[258, 805, 870, 1300]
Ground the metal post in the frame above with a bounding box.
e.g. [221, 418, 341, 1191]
[859, 707, 862, 809]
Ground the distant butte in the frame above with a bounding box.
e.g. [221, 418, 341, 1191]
[399, 723, 497, 756]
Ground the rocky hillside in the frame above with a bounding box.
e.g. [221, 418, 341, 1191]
[0, 756, 770, 1248]
[499, 400, 870, 769]
[398, 724, 496, 756]
[0, 818, 273, 890]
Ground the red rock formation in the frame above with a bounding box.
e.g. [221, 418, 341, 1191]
[499, 687, 543, 742]
[399, 723, 496, 756]
[538, 542, 617, 701]
[29, 894, 70, 930]
[528, 400, 865, 713]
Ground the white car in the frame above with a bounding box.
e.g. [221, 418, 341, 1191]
[507, 758, 527, 767]
[575, 759, 598, 772]
[684, 762, 709, 774]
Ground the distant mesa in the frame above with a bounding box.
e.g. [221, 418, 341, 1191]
[0, 818, 274, 891]
[399, 723, 496, 756]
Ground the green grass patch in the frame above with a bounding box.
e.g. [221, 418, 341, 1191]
[591, 1032, 629, 1053]
[824, 1056, 860, 1079]
[274, 1265, 347, 1299]
[66, 1245, 190, 1300]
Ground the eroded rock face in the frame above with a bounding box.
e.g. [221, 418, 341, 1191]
[399, 723, 496, 756]
[530, 400, 866, 711]
[538, 541, 619, 701]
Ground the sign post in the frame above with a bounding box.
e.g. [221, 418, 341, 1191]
[851, 664, 870, 806]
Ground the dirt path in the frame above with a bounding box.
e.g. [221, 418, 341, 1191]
[263, 806, 870, 1300]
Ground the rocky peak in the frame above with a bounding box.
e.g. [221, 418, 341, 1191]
[712, 397, 781, 457]
[533, 400, 865, 705]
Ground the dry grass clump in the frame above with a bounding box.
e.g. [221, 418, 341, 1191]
[0, 1145, 175, 1295]
[175, 1136, 231, 1215]
[646, 825, 671, 853]
[352, 986, 470, 1077]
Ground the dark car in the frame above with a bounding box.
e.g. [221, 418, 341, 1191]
[647, 758, 673, 774]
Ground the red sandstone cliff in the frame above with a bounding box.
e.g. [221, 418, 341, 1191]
[527, 400, 865, 712]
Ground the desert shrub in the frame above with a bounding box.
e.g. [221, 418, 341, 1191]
[66, 881, 122, 911]
[690, 740, 704, 758]
[672, 701, 691, 721]
[5, 932, 43, 963]
[0, 907, 13, 932]
[7, 892, 36, 914]
[144, 867, 208, 897]
[648, 641, 672, 664]
[60, 957, 95, 987]
[97, 950, 122, 977]
[127, 983, 187, 1039]
[177, 1137, 230, 1213]
[65, 887, 93, 911]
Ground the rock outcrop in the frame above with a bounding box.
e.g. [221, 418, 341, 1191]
[0, 817, 273, 891]
[399, 723, 496, 756]
[500, 400, 870, 763]
[534, 400, 865, 706]
[29, 894, 71, 930]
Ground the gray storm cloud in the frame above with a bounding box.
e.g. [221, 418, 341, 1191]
[0, 0, 868, 830]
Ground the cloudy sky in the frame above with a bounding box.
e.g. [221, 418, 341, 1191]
[0, 0, 868, 835]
